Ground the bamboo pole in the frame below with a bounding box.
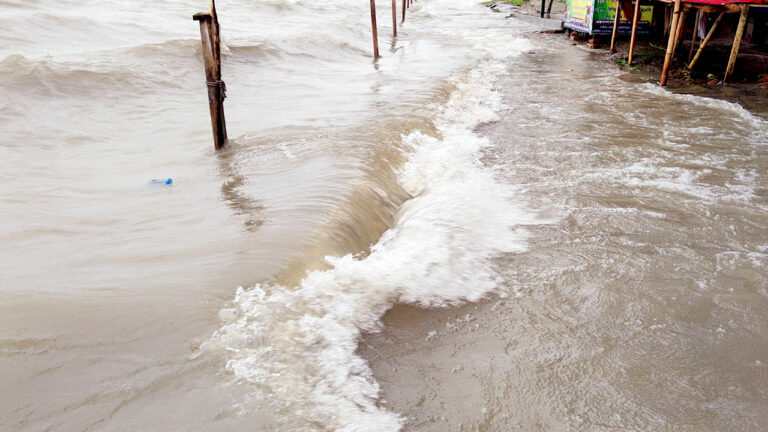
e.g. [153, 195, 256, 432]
[370, 0, 380, 58]
[688, 10, 699, 62]
[627, 0, 642, 64]
[610, 0, 622, 53]
[659, 0, 682, 86]
[671, 9, 687, 59]
[724, 5, 749, 83]
[193, 12, 227, 150]
[402, 0, 406, 22]
[392, 0, 397, 37]
[688, 12, 724, 69]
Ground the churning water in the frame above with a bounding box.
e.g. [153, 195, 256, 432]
[1, 0, 766, 431]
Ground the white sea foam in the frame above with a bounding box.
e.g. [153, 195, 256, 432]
[641, 83, 768, 134]
[204, 53, 539, 430]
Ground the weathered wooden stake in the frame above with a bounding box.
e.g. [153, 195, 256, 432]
[209, 0, 222, 73]
[688, 12, 724, 69]
[627, 0, 642, 64]
[392, 0, 398, 37]
[193, 8, 227, 150]
[688, 10, 700, 62]
[724, 5, 749, 83]
[659, 0, 682, 86]
[370, 0, 380, 58]
[610, 0, 622, 53]
[402, 0, 406, 22]
[541, 0, 546, 18]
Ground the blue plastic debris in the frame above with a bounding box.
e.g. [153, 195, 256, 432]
[151, 178, 173, 185]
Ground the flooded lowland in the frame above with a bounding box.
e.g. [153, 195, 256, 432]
[0, 0, 766, 431]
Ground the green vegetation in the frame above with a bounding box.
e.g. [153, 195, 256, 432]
[614, 57, 638, 70]
[481, 0, 529, 7]
[631, 51, 656, 59]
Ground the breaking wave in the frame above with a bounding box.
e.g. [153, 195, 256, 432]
[203, 44, 541, 429]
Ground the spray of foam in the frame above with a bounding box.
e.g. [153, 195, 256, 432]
[640, 83, 768, 134]
[205, 49, 538, 430]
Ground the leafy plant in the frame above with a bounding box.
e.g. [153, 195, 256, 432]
[632, 51, 656, 59]
[614, 57, 638, 70]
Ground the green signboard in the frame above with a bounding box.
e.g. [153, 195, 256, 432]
[564, 0, 654, 35]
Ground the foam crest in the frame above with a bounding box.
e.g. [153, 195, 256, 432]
[206, 58, 538, 430]
[641, 83, 768, 134]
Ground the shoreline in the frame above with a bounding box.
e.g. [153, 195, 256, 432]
[360, 21, 768, 430]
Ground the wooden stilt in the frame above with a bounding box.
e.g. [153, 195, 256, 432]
[688, 10, 700, 62]
[627, 0, 642, 64]
[541, 0, 546, 18]
[659, 0, 682, 86]
[688, 12, 724, 69]
[610, 0, 622, 53]
[392, 0, 397, 37]
[370, 0, 379, 58]
[671, 9, 687, 59]
[547, 0, 554, 18]
[193, 10, 227, 150]
[402, 0, 406, 22]
[724, 5, 749, 83]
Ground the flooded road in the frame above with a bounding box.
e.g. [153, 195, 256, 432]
[1, 0, 766, 430]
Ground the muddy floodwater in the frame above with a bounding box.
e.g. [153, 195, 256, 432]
[1, 0, 767, 431]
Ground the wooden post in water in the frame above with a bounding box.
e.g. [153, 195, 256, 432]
[392, 0, 397, 37]
[688, 10, 700, 62]
[541, 0, 546, 18]
[627, 0, 642, 64]
[370, 0, 380, 58]
[402, 0, 406, 22]
[688, 11, 724, 69]
[193, 5, 227, 150]
[610, 0, 622, 53]
[724, 5, 749, 83]
[659, 0, 682, 86]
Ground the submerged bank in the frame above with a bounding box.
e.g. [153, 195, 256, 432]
[1, 1, 767, 431]
[363, 28, 768, 431]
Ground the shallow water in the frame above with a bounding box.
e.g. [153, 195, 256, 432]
[1, 0, 766, 431]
